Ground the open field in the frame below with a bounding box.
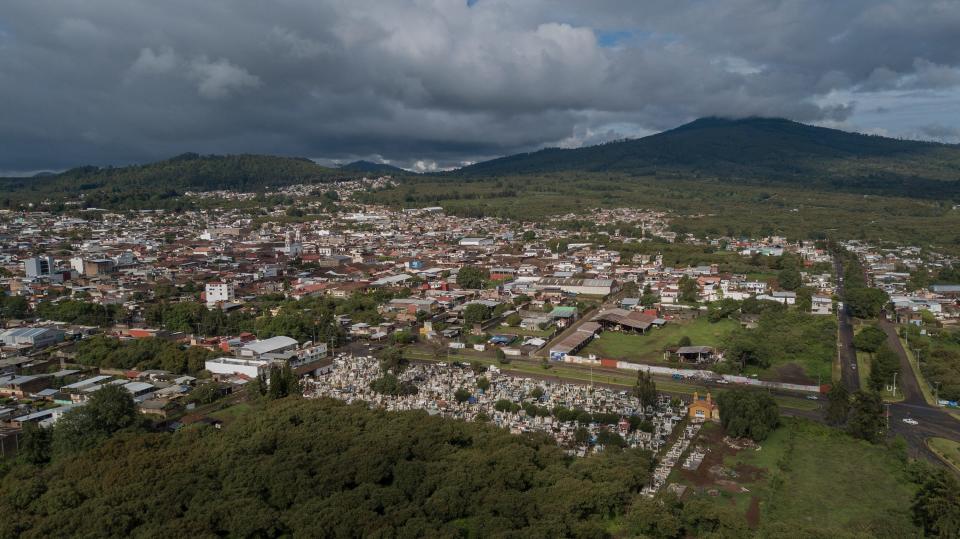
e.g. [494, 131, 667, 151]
[581, 317, 738, 363]
[928, 437, 960, 472]
[364, 174, 960, 255]
[674, 418, 918, 533]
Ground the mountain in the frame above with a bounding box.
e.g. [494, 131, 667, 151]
[453, 117, 960, 198]
[340, 160, 408, 174]
[0, 153, 356, 209]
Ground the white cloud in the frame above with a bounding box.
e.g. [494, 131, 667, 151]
[128, 47, 178, 77]
[188, 57, 261, 99]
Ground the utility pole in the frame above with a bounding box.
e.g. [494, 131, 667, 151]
[934, 381, 941, 406]
[891, 371, 898, 398]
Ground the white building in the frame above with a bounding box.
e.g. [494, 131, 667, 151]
[205, 282, 235, 307]
[240, 336, 299, 359]
[205, 357, 270, 378]
[24, 256, 54, 278]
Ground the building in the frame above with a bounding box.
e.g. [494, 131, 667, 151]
[538, 277, 617, 297]
[459, 237, 494, 247]
[70, 258, 115, 277]
[239, 336, 299, 359]
[205, 357, 270, 378]
[24, 256, 54, 278]
[0, 327, 66, 349]
[675, 346, 716, 363]
[688, 392, 720, 422]
[205, 282, 235, 307]
[0, 374, 52, 398]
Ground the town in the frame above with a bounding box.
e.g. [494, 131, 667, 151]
[1, 174, 959, 536]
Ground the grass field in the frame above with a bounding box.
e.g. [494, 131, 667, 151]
[676, 418, 918, 533]
[928, 437, 960, 472]
[581, 317, 738, 363]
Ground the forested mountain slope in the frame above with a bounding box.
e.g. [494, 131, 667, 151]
[453, 117, 960, 199]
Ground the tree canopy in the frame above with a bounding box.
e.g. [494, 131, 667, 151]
[0, 398, 653, 538]
[716, 388, 780, 442]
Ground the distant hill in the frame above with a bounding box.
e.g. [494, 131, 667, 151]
[0, 153, 356, 209]
[453, 117, 960, 198]
[340, 160, 408, 174]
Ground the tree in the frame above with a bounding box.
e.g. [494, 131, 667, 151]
[868, 344, 901, 392]
[633, 370, 657, 410]
[53, 384, 140, 456]
[854, 326, 888, 354]
[845, 287, 889, 319]
[529, 387, 544, 400]
[505, 313, 522, 327]
[495, 348, 508, 364]
[824, 384, 850, 426]
[17, 423, 52, 466]
[716, 389, 779, 442]
[678, 276, 699, 304]
[379, 346, 408, 374]
[778, 266, 801, 291]
[463, 303, 491, 326]
[267, 364, 299, 400]
[476, 377, 490, 391]
[847, 390, 886, 443]
[912, 464, 960, 537]
[456, 266, 489, 289]
[454, 388, 472, 403]
[677, 335, 692, 347]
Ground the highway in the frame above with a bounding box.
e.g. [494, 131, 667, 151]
[834, 257, 960, 465]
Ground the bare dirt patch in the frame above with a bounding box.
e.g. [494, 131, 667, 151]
[746, 496, 761, 528]
[772, 363, 815, 385]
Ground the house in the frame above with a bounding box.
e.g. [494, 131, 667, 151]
[0, 374, 52, 398]
[675, 346, 716, 363]
[688, 392, 720, 422]
[811, 295, 833, 315]
[592, 308, 658, 334]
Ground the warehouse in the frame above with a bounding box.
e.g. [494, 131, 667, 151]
[537, 277, 617, 297]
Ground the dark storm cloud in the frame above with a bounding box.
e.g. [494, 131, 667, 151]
[1, 0, 960, 173]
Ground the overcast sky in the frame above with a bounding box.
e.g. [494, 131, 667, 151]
[2, 0, 960, 174]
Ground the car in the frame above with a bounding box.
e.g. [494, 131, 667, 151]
[806, 395, 819, 400]
[902, 418, 919, 425]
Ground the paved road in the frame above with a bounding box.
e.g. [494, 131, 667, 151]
[834, 257, 959, 465]
[834, 257, 861, 393]
[878, 315, 925, 406]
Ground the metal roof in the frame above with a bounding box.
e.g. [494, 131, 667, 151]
[242, 336, 298, 355]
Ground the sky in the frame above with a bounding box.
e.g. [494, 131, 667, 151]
[2, 0, 960, 174]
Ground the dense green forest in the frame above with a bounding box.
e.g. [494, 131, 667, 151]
[3, 391, 958, 537]
[0, 398, 655, 538]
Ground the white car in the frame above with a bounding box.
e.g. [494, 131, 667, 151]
[902, 418, 919, 425]
[806, 395, 819, 401]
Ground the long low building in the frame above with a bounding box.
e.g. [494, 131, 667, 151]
[537, 277, 617, 297]
[205, 357, 270, 378]
[0, 327, 66, 349]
